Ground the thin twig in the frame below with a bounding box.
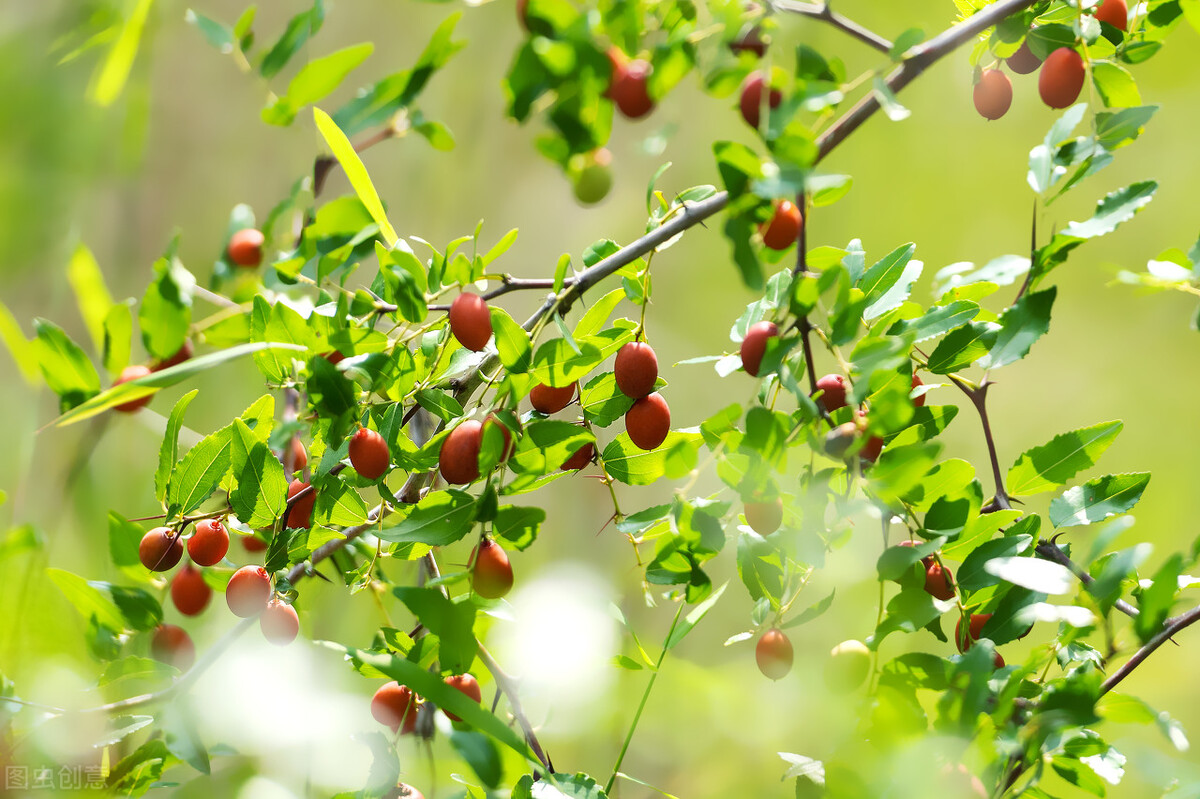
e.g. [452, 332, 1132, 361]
[951, 378, 1011, 511]
[477, 644, 553, 772]
[425, 278, 564, 312]
[1100, 604, 1200, 696]
[771, 0, 894, 53]
[1034, 541, 1141, 619]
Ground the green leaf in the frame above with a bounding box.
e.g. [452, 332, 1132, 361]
[103, 302, 133, 375]
[392, 587, 477, 673]
[1007, 420, 1123, 496]
[47, 569, 162, 632]
[229, 419, 289, 529]
[0, 301, 40, 385]
[307, 355, 358, 419]
[1049, 472, 1151, 528]
[925, 321, 999, 374]
[493, 506, 544, 551]
[87, 0, 155, 107]
[139, 253, 195, 361]
[264, 43, 374, 125]
[168, 424, 234, 515]
[1062, 181, 1157, 239]
[1092, 62, 1141, 108]
[665, 583, 727, 648]
[977, 287, 1056, 370]
[414, 388, 465, 422]
[886, 301, 979, 343]
[449, 730, 502, 789]
[601, 432, 700, 486]
[33, 318, 101, 407]
[982, 557, 1074, 594]
[260, 0, 325, 79]
[375, 490, 476, 546]
[155, 390, 199, 504]
[530, 339, 603, 388]
[184, 9, 234, 54]
[161, 703, 210, 775]
[580, 373, 635, 428]
[490, 307, 532, 373]
[857, 243, 916, 309]
[67, 243, 114, 357]
[573, 289, 626, 339]
[313, 107, 399, 245]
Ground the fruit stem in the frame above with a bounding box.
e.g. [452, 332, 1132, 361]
[476, 643, 554, 772]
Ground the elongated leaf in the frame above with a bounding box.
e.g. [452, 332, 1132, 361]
[601, 432, 700, 486]
[33, 319, 101, 406]
[229, 419, 289, 528]
[264, 43, 374, 125]
[155, 390, 199, 503]
[857, 243, 916, 307]
[665, 583, 727, 648]
[529, 339, 603, 388]
[87, 0, 155, 106]
[0, 300, 40, 384]
[1008, 421, 1123, 496]
[983, 557, 1074, 594]
[926, 321, 999, 374]
[47, 569, 162, 632]
[168, 425, 234, 515]
[313, 107, 399, 245]
[1062, 181, 1157, 239]
[1049, 472, 1151, 528]
[978, 287, 1056, 370]
[886, 301, 979, 343]
[260, 0, 325, 78]
[490, 307, 532, 373]
[374, 490, 476, 545]
[67, 244, 114, 356]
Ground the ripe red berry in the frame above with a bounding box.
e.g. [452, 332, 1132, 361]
[956, 612, 993, 652]
[484, 413, 517, 462]
[611, 57, 654, 119]
[730, 25, 767, 57]
[349, 427, 390, 481]
[755, 627, 793, 680]
[226, 565, 272, 618]
[113, 365, 153, 413]
[924, 561, 956, 600]
[471, 538, 514, 600]
[384, 785, 425, 799]
[625, 392, 671, 451]
[227, 228, 265, 268]
[530, 382, 577, 414]
[187, 519, 229, 567]
[1094, 0, 1128, 30]
[260, 598, 300, 646]
[153, 340, 193, 371]
[740, 321, 779, 377]
[371, 682, 419, 734]
[897, 539, 935, 569]
[911, 373, 926, 407]
[281, 436, 307, 474]
[439, 420, 483, 485]
[973, 69, 1012, 120]
[744, 497, 783, 535]
[825, 422, 859, 459]
[170, 564, 212, 617]
[286, 479, 315, 529]
[139, 527, 183, 572]
[243, 534, 268, 553]
[1007, 39, 1042, 74]
[323, 350, 346, 366]
[739, 72, 782, 129]
[449, 293, 493, 352]
[759, 200, 802, 251]
[614, 341, 658, 398]
[443, 673, 482, 722]
[560, 441, 595, 471]
[814, 373, 847, 412]
[1038, 48, 1085, 109]
[860, 431, 884, 463]
[151, 624, 195, 670]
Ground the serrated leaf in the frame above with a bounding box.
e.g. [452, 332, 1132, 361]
[168, 424, 234, 515]
[1049, 472, 1151, 528]
[1008, 420, 1123, 496]
[926, 321, 999, 374]
[374, 490, 476, 545]
[1062, 181, 1157, 239]
[155, 390, 199, 503]
[229, 419, 289, 528]
[978, 287, 1056, 370]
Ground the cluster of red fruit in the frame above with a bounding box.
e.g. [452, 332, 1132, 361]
[370, 673, 482, 733]
[973, 1, 1127, 120]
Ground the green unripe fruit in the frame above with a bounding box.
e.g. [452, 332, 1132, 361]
[824, 639, 871, 693]
[572, 149, 613, 205]
[824, 422, 859, 459]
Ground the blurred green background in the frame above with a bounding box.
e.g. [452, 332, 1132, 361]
[2, 1, 1200, 797]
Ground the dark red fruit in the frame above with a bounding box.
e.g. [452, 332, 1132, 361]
[323, 350, 345, 366]
[349, 427, 390, 480]
[973, 69, 1012, 120]
[226, 565, 272, 618]
[113, 365, 153, 413]
[260, 598, 300, 646]
[1095, 0, 1128, 30]
[760, 200, 802, 251]
[286, 479, 315, 529]
[1007, 39, 1042, 74]
[814, 373, 847, 412]
[561, 441, 595, 471]
[227, 228, 265, 267]
[153, 340, 193, 371]
[187, 519, 229, 567]
[897, 539, 935, 568]
[739, 72, 782, 129]
[855, 409, 884, 462]
[625, 392, 671, 450]
[384, 785, 425, 799]
[471, 538, 514, 600]
[611, 57, 654, 119]
[443, 673, 482, 722]
[484, 414, 516, 462]
[911, 373, 926, 407]
[151, 624, 195, 670]
[371, 682, 419, 734]
[530, 382, 577, 414]
[449, 293, 493, 352]
[139, 527, 183, 572]
[1038, 48, 1085, 109]
[755, 627, 793, 680]
[729, 25, 767, 57]
[243, 534, 268, 553]
[170, 564, 212, 617]
[956, 613, 993, 652]
[740, 321, 779, 377]
[614, 341, 658, 398]
[924, 561, 955, 600]
[282, 436, 308, 474]
[439, 420, 484, 484]
[744, 497, 783, 535]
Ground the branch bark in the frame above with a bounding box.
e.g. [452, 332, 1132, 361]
[1100, 605, 1200, 696]
[772, 0, 894, 54]
[1034, 541, 1141, 619]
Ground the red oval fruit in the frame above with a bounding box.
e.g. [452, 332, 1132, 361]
[730, 25, 767, 57]
[604, 47, 628, 99]
[911, 373, 926, 407]
[994, 652, 1006, 669]
[151, 624, 195, 670]
[561, 441, 595, 471]
[471, 538, 514, 600]
[260, 598, 300, 646]
[973, 68, 1012, 120]
[860, 431, 884, 463]
[814, 373, 848, 412]
[282, 436, 308, 474]
[113, 365, 153, 413]
[226, 565, 272, 618]
[153, 340, 193, 372]
[1007, 39, 1042, 74]
[187, 519, 229, 567]
[227, 228, 265, 268]
[443, 673, 482, 722]
[323, 350, 346, 366]
[384, 785, 425, 799]
[924, 561, 956, 600]
[755, 627, 793, 680]
[739, 72, 782, 129]
[611, 58, 654, 119]
[530, 382, 577, 414]
[897, 539, 935, 569]
[371, 682, 419, 734]
[956, 612, 993, 652]
[1038, 48, 1085, 109]
[614, 341, 659, 398]
[349, 427, 390, 481]
[170, 564, 212, 617]
[439, 420, 484, 484]
[760, 200, 802, 251]
[449, 293, 493, 352]
[243, 534, 268, 553]
[625, 392, 671, 450]
[740, 320, 779, 377]
[139, 527, 183, 572]
[286, 479, 316, 529]
[1095, 0, 1128, 30]
[744, 497, 783, 535]
[484, 414, 516, 462]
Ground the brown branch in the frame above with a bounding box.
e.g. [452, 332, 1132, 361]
[1100, 604, 1200, 696]
[1034, 541, 1140, 619]
[426, 277, 564, 313]
[772, 0, 894, 53]
[950, 378, 1011, 512]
